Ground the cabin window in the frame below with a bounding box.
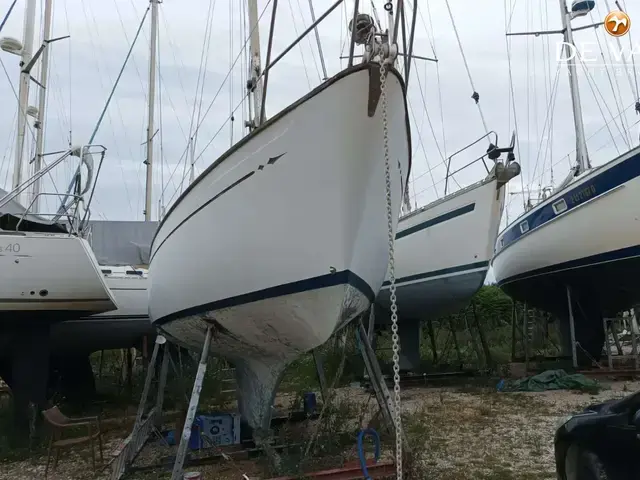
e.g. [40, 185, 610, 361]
[519, 220, 529, 234]
[101, 269, 112, 274]
[552, 198, 568, 215]
[500, 238, 504, 247]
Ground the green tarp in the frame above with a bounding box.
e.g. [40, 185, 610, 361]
[504, 369, 605, 393]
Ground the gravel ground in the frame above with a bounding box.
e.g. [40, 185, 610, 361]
[1, 380, 637, 480]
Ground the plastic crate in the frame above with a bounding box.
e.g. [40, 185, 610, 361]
[198, 413, 241, 446]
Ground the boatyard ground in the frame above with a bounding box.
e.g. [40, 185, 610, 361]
[0, 286, 634, 478]
[0, 379, 637, 479]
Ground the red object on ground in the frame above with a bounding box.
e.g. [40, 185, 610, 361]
[264, 459, 395, 480]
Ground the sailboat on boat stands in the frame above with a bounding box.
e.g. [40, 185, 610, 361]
[48, 0, 164, 360]
[375, 1, 520, 371]
[0, 0, 129, 421]
[376, 134, 520, 367]
[148, 1, 411, 434]
[493, 0, 640, 364]
[0, 0, 117, 328]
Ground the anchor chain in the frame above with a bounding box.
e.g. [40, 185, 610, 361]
[379, 59, 403, 479]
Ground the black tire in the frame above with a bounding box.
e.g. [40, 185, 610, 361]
[578, 449, 609, 480]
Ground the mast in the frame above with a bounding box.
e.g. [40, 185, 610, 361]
[559, 0, 590, 173]
[246, 0, 264, 129]
[12, 0, 37, 194]
[144, 0, 159, 221]
[32, 0, 54, 211]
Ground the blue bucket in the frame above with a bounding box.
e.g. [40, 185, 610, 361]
[303, 392, 317, 415]
[188, 416, 204, 450]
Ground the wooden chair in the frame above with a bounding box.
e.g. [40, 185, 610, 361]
[42, 406, 104, 477]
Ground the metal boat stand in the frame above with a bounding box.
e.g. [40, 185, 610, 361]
[109, 334, 171, 480]
[565, 286, 579, 369]
[108, 328, 214, 480]
[601, 307, 640, 372]
[110, 314, 403, 479]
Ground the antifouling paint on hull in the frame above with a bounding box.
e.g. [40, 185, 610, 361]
[493, 147, 640, 362]
[377, 175, 506, 321]
[148, 64, 411, 432]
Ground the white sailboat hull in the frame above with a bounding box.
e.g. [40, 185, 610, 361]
[50, 268, 151, 353]
[493, 147, 640, 305]
[149, 65, 410, 365]
[0, 232, 116, 321]
[377, 176, 504, 319]
[493, 146, 640, 359]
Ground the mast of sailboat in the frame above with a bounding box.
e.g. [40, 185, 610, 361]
[31, 0, 53, 212]
[506, 0, 601, 176]
[559, 0, 591, 173]
[246, 0, 264, 129]
[11, 0, 37, 195]
[144, 0, 159, 221]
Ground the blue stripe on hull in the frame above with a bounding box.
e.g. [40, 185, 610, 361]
[396, 203, 475, 240]
[153, 269, 375, 327]
[497, 149, 640, 252]
[498, 244, 640, 287]
[377, 266, 488, 320]
[382, 260, 489, 287]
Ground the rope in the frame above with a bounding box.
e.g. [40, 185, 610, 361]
[357, 428, 381, 479]
[444, 0, 488, 135]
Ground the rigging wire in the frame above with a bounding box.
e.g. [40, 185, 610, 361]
[63, 0, 72, 146]
[527, 63, 562, 188]
[424, 0, 445, 161]
[230, 0, 235, 148]
[0, 56, 37, 143]
[0, 0, 17, 34]
[306, 0, 328, 80]
[577, 56, 623, 154]
[88, 6, 150, 144]
[183, 0, 218, 191]
[410, 62, 462, 192]
[287, 0, 314, 89]
[604, 1, 640, 106]
[407, 100, 439, 201]
[0, 110, 18, 189]
[112, 0, 147, 96]
[81, 0, 143, 215]
[592, 1, 631, 146]
[504, 0, 525, 210]
[444, 0, 489, 135]
[163, 92, 250, 207]
[295, 0, 322, 82]
[240, 0, 248, 131]
[529, 100, 637, 188]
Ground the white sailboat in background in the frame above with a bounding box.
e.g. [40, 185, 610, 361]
[375, 2, 520, 366]
[0, 0, 118, 423]
[377, 134, 520, 321]
[493, 0, 640, 363]
[0, 0, 116, 323]
[52, 0, 164, 355]
[148, 1, 411, 433]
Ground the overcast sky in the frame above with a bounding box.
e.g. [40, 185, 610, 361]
[1, 1, 639, 245]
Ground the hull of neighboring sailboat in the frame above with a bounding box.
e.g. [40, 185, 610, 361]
[376, 175, 504, 320]
[493, 146, 640, 361]
[148, 64, 410, 429]
[49, 268, 152, 353]
[0, 232, 116, 322]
